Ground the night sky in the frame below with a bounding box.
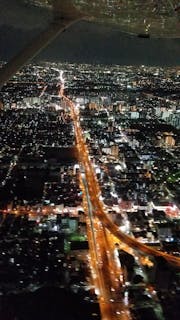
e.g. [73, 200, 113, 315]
[0, 0, 179, 66]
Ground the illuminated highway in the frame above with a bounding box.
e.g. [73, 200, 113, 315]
[59, 81, 180, 319]
[61, 84, 180, 268]
[81, 173, 130, 320]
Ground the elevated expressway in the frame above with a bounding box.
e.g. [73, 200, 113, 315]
[0, 0, 179, 266]
[80, 172, 130, 320]
[62, 91, 180, 268]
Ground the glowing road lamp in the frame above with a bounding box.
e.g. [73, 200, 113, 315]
[0, 0, 179, 88]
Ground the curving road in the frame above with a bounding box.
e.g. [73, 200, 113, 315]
[81, 174, 130, 319]
[61, 86, 180, 268]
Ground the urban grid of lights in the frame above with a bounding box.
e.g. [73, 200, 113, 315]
[59, 81, 180, 267]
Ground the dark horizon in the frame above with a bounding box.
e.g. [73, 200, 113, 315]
[0, 20, 179, 67]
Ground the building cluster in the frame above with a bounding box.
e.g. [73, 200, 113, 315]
[0, 98, 99, 318]
[0, 61, 179, 320]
